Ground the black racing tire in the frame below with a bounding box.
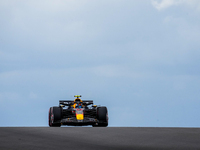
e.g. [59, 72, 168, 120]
[48, 107, 52, 127]
[95, 107, 108, 127]
[49, 107, 62, 127]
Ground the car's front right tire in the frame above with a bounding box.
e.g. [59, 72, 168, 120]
[93, 107, 108, 127]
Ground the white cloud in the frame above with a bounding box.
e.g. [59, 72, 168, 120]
[151, 0, 181, 10]
[151, 0, 200, 11]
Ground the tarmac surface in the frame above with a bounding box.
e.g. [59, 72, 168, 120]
[0, 127, 200, 150]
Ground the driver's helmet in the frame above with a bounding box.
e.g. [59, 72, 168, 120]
[76, 103, 82, 108]
[78, 103, 82, 108]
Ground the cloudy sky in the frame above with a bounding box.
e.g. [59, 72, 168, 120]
[0, 0, 200, 127]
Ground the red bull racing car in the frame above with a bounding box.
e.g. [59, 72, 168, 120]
[48, 95, 108, 127]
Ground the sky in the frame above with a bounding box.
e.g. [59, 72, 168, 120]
[0, 0, 200, 127]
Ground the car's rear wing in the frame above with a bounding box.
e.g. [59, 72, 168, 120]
[59, 100, 93, 106]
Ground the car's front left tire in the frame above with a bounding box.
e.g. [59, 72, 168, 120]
[48, 107, 62, 127]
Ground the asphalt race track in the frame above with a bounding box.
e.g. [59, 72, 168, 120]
[0, 127, 200, 150]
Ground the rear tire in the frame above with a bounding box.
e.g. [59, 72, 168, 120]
[48, 107, 62, 127]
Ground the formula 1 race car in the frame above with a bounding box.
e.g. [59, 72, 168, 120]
[48, 95, 108, 127]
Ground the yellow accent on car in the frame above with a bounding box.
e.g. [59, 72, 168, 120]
[73, 104, 76, 108]
[76, 114, 84, 120]
[74, 98, 82, 102]
[74, 95, 81, 98]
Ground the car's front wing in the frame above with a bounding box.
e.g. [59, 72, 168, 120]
[60, 117, 98, 126]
